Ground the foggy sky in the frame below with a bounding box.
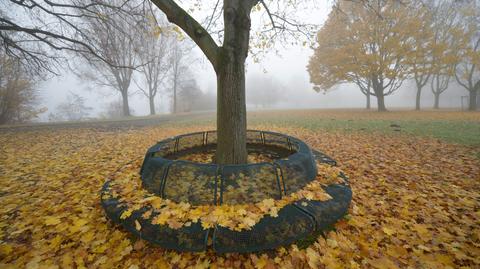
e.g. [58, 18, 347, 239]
[37, 2, 470, 121]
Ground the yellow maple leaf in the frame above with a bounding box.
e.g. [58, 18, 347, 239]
[382, 227, 395, 236]
[44, 216, 61, 226]
[69, 218, 88, 233]
[120, 209, 133, 220]
[0, 244, 13, 256]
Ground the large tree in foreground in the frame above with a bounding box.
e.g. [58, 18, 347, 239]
[150, 0, 315, 164]
[308, 0, 415, 111]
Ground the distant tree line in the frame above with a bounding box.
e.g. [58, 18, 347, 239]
[308, 0, 480, 111]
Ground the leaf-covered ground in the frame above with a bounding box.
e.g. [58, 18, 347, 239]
[1, 111, 479, 268]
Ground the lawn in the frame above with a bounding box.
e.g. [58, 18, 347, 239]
[0, 110, 479, 268]
[246, 109, 480, 147]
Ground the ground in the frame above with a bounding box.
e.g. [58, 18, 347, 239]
[0, 109, 479, 268]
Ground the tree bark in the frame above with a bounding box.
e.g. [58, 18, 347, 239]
[173, 78, 177, 114]
[151, 0, 257, 164]
[433, 93, 440, 109]
[215, 0, 252, 164]
[121, 91, 130, 117]
[149, 96, 155, 115]
[376, 94, 387, 112]
[469, 89, 477, 111]
[366, 91, 371, 109]
[372, 79, 387, 112]
[415, 84, 422, 111]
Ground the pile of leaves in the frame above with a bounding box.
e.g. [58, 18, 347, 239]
[177, 151, 274, 164]
[103, 161, 339, 231]
[0, 124, 479, 268]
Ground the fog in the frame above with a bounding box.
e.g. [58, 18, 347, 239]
[35, 2, 471, 122]
[39, 47, 467, 122]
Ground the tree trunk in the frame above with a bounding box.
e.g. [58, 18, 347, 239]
[433, 93, 440, 109]
[366, 91, 371, 109]
[469, 89, 477, 111]
[121, 91, 130, 117]
[173, 77, 177, 114]
[415, 85, 422, 110]
[216, 58, 247, 164]
[376, 94, 387, 112]
[372, 79, 387, 112]
[215, 0, 251, 164]
[149, 96, 155, 115]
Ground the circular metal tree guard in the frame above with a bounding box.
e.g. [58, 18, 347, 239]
[101, 130, 352, 253]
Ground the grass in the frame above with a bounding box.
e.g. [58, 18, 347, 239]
[168, 109, 480, 147]
[3, 109, 479, 146]
[249, 116, 480, 146]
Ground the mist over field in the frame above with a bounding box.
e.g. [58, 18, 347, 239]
[39, 44, 469, 121]
[31, 0, 472, 122]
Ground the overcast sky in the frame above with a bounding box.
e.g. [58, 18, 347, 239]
[37, 1, 469, 121]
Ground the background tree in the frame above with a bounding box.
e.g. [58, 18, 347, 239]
[246, 73, 285, 108]
[48, 92, 92, 122]
[169, 39, 191, 114]
[308, 0, 414, 112]
[76, 1, 143, 117]
[308, 8, 375, 108]
[426, 0, 461, 109]
[0, 50, 43, 125]
[100, 99, 135, 119]
[136, 11, 173, 115]
[454, 0, 480, 111]
[190, 91, 216, 112]
[0, 0, 135, 75]
[403, 3, 434, 110]
[150, 0, 317, 164]
[177, 78, 202, 112]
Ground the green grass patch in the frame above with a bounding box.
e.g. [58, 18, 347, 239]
[247, 116, 480, 146]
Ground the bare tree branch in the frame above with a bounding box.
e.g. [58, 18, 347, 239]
[150, 0, 220, 70]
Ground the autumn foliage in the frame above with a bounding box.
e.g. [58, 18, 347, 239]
[308, 0, 480, 111]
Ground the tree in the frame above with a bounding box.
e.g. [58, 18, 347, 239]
[190, 91, 216, 112]
[426, 0, 461, 109]
[169, 39, 191, 114]
[150, 0, 316, 164]
[0, 50, 42, 125]
[49, 92, 92, 122]
[403, 3, 434, 110]
[246, 73, 284, 108]
[100, 98, 135, 119]
[75, 1, 143, 117]
[136, 11, 173, 115]
[454, 0, 480, 111]
[177, 78, 202, 112]
[0, 0, 135, 75]
[308, 0, 415, 112]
